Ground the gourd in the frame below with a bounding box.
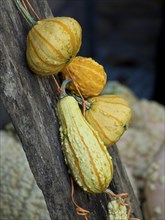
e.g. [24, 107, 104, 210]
[143, 145, 165, 220]
[101, 80, 138, 105]
[0, 129, 50, 220]
[14, 0, 82, 76]
[117, 100, 165, 183]
[27, 17, 82, 76]
[61, 56, 107, 97]
[85, 95, 132, 147]
[115, 92, 165, 219]
[107, 199, 128, 220]
[56, 79, 113, 193]
[130, 100, 165, 139]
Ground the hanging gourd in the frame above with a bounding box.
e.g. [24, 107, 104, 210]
[14, 0, 82, 76]
[61, 56, 107, 97]
[85, 95, 132, 146]
[56, 79, 113, 193]
[74, 94, 132, 147]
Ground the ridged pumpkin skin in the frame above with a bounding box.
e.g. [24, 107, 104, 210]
[56, 96, 113, 193]
[26, 17, 82, 76]
[85, 95, 132, 147]
[61, 56, 107, 97]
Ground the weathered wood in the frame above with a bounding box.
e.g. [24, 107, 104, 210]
[0, 0, 143, 219]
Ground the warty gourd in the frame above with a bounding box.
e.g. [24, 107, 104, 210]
[0, 129, 50, 220]
[143, 144, 165, 220]
[56, 79, 113, 193]
[61, 56, 107, 97]
[107, 199, 128, 220]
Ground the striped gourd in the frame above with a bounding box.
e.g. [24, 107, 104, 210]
[85, 95, 132, 147]
[56, 81, 113, 193]
[61, 56, 107, 97]
[14, 1, 82, 76]
[27, 17, 82, 76]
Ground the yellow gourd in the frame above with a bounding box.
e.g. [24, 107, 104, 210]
[0, 129, 50, 220]
[56, 80, 113, 193]
[14, 1, 82, 76]
[107, 199, 128, 220]
[27, 17, 82, 76]
[85, 95, 132, 147]
[61, 56, 107, 97]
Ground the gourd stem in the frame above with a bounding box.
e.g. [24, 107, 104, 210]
[14, 0, 37, 27]
[72, 94, 91, 110]
[59, 78, 72, 99]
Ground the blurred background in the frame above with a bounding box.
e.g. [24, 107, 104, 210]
[0, 1, 165, 220]
[0, 0, 164, 129]
[48, 0, 165, 101]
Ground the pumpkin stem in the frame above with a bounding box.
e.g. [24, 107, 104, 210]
[59, 78, 72, 99]
[14, 0, 37, 27]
